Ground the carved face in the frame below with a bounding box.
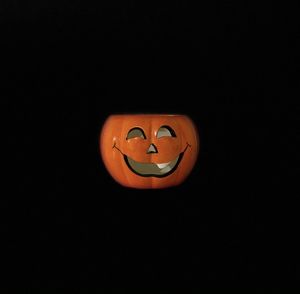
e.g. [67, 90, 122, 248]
[100, 114, 199, 189]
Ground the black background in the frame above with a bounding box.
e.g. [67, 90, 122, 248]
[2, 0, 299, 289]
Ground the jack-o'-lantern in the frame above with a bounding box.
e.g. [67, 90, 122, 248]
[99, 114, 199, 189]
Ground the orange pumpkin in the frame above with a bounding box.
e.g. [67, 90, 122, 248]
[99, 114, 199, 189]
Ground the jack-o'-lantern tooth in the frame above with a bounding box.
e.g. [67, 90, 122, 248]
[157, 162, 170, 169]
[161, 166, 172, 173]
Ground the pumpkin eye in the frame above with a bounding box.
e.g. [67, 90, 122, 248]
[157, 125, 176, 138]
[126, 127, 146, 140]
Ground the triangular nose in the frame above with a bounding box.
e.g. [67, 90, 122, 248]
[147, 143, 158, 154]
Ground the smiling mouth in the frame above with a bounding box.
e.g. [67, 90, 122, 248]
[113, 143, 190, 178]
[124, 152, 184, 177]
